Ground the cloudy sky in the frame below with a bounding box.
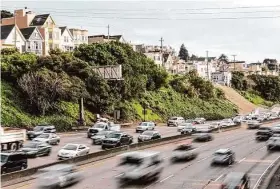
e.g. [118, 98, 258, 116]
[2, 0, 280, 62]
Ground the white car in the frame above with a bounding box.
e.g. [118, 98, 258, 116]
[220, 119, 235, 127]
[167, 117, 185, 127]
[58, 144, 90, 160]
[177, 123, 193, 132]
[136, 122, 156, 133]
[32, 133, 60, 145]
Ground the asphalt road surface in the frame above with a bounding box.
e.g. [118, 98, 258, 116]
[4, 121, 280, 189]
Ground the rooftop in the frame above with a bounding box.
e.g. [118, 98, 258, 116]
[1, 25, 15, 40]
[30, 14, 50, 26]
[215, 148, 230, 154]
[20, 27, 37, 40]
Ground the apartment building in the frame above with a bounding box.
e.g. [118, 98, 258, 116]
[69, 28, 88, 48]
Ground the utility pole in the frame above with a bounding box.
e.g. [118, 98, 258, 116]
[206, 50, 209, 80]
[107, 24, 110, 39]
[14, 10, 17, 48]
[159, 37, 164, 66]
[232, 55, 237, 71]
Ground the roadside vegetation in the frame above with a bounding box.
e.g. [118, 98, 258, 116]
[231, 71, 279, 107]
[1, 43, 237, 130]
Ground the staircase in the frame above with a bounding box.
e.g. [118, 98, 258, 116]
[215, 84, 258, 114]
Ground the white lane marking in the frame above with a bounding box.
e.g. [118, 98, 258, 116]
[252, 156, 280, 189]
[114, 173, 124, 178]
[215, 174, 224, 182]
[160, 174, 174, 183]
[238, 158, 246, 163]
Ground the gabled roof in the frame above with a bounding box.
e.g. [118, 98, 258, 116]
[1, 25, 14, 40]
[20, 27, 36, 40]
[30, 14, 50, 26]
[59, 26, 67, 35]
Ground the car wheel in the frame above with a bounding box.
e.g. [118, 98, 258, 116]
[21, 165, 26, 170]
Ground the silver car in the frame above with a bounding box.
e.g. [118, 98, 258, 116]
[36, 164, 83, 188]
[136, 122, 155, 133]
[32, 133, 60, 145]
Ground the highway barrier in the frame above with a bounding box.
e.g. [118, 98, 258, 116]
[2, 119, 280, 186]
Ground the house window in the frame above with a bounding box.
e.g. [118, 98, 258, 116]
[64, 36, 67, 42]
[49, 32, 52, 39]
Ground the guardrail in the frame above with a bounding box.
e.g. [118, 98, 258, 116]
[2, 119, 280, 187]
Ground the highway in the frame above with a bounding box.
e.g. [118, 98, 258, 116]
[4, 121, 280, 189]
[26, 125, 183, 168]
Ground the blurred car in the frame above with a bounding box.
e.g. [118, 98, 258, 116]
[272, 124, 280, 133]
[135, 122, 156, 133]
[1, 151, 27, 174]
[247, 120, 261, 129]
[196, 124, 213, 133]
[20, 141, 51, 158]
[117, 151, 164, 185]
[91, 130, 114, 145]
[194, 118, 206, 124]
[255, 127, 274, 141]
[37, 164, 83, 188]
[233, 116, 244, 123]
[185, 119, 195, 124]
[181, 125, 197, 135]
[257, 115, 266, 122]
[193, 133, 213, 142]
[32, 133, 60, 145]
[211, 148, 235, 166]
[268, 113, 279, 120]
[170, 144, 198, 162]
[102, 132, 133, 149]
[221, 172, 250, 189]
[177, 123, 194, 132]
[58, 144, 89, 160]
[209, 122, 221, 130]
[220, 119, 235, 128]
[266, 135, 280, 150]
[138, 131, 161, 143]
[27, 125, 56, 140]
[167, 117, 185, 127]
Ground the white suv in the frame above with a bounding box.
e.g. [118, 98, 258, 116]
[167, 117, 185, 127]
[136, 122, 156, 133]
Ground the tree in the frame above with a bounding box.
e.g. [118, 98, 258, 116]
[263, 58, 278, 71]
[189, 54, 198, 61]
[218, 54, 228, 63]
[1, 10, 13, 19]
[178, 44, 189, 61]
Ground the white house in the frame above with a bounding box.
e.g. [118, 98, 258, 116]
[194, 62, 216, 80]
[211, 71, 232, 86]
[144, 52, 163, 67]
[0, 24, 26, 53]
[20, 26, 44, 55]
[59, 26, 74, 52]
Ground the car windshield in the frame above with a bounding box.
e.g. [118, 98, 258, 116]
[1, 154, 9, 163]
[142, 131, 154, 136]
[38, 134, 50, 138]
[34, 126, 44, 132]
[139, 122, 149, 126]
[122, 156, 143, 165]
[170, 117, 178, 120]
[107, 133, 121, 139]
[23, 142, 38, 148]
[94, 123, 105, 128]
[63, 144, 78, 151]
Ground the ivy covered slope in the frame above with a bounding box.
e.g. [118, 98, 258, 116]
[1, 43, 237, 131]
[231, 71, 280, 107]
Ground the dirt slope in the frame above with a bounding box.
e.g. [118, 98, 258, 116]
[215, 84, 258, 114]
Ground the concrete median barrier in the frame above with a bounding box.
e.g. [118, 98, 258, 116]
[1, 121, 277, 187]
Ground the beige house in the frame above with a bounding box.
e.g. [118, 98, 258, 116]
[69, 28, 88, 48]
[88, 35, 125, 44]
[1, 8, 61, 55]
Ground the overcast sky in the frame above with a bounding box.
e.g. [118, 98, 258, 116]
[2, 0, 280, 62]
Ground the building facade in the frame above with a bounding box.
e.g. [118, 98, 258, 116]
[1, 25, 26, 53]
[211, 71, 232, 86]
[59, 27, 74, 52]
[20, 27, 44, 55]
[69, 28, 88, 48]
[88, 35, 125, 44]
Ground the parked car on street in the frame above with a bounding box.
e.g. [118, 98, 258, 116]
[170, 144, 198, 162]
[1, 151, 27, 174]
[117, 151, 164, 185]
[36, 164, 83, 188]
[247, 120, 261, 129]
[58, 144, 89, 160]
[135, 122, 156, 133]
[138, 131, 161, 142]
[32, 133, 60, 145]
[20, 141, 52, 158]
[27, 125, 56, 140]
[211, 148, 235, 166]
[102, 132, 133, 149]
[91, 130, 114, 145]
[221, 172, 250, 189]
[167, 117, 185, 127]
